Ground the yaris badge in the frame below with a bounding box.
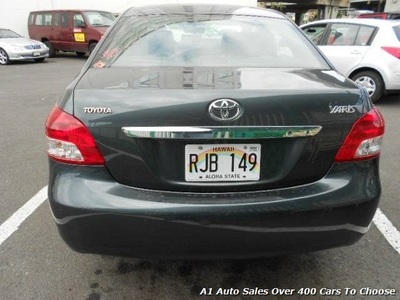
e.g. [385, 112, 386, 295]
[208, 99, 242, 122]
[329, 105, 356, 114]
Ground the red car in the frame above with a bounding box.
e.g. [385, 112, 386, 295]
[28, 10, 115, 57]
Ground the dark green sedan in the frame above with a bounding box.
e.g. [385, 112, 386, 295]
[45, 4, 385, 259]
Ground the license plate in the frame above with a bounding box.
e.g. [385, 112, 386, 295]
[185, 144, 261, 182]
[33, 52, 40, 56]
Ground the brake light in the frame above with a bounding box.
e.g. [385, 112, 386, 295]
[382, 47, 400, 59]
[335, 107, 385, 162]
[45, 106, 105, 165]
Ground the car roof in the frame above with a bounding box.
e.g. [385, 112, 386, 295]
[302, 18, 400, 28]
[124, 4, 286, 19]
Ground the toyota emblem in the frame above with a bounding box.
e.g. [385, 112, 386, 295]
[208, 99, 242, 122]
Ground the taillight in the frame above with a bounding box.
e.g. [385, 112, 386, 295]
[45, 106, 105, 165]
[382, 47, 400, 59]
[335, 107, 385, 162]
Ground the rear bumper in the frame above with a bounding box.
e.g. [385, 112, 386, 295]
[376, 64, 400, 91]
[384, 74, 400, 91]
[48, 159, 381, 259]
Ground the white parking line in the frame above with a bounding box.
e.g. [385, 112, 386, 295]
[0, 186, 400, 256]
[373, 208, 400, 255]
[0, 186, 47, 246]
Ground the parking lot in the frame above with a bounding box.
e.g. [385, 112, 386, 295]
[0, 56, 399, 299]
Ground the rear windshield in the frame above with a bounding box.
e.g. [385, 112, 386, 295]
[92, 13, 329, 69]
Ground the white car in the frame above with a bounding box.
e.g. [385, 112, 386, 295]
[0, 28, 49, 65]
[301, 19, 400, 102]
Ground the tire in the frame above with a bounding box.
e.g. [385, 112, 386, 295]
[0, 48, 10, 65]
[76, 52, 86, 57]
[351, 71, 384, 103]
[89, 42, 98, 55]
[34, 57, 45, 63]
[44, 41, 56, 58]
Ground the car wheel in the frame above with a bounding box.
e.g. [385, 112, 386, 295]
[34, 57, 45, 63]
[89, 42, 98, 55]
[76, 52, 86, 57]
[0, 48, 10, 65]
[351, 71, 383, 103]
[44, 41, 56, 58]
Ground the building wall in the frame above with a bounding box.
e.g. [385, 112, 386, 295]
[0, 0, 257, 37]
[385, 1, 400, 12]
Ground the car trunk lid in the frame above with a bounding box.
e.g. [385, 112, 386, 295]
[72, 67, 366, 192]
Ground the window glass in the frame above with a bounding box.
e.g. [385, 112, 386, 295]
[61, 13, 69, 27]
[35, 14, 43, 25]
[35, 13, 52, 26]
[355, 25, 375, 45]
[28, 14, 34, 25]
[328, 24, 359, 46]
[392, 25, 400, 41]
[44, 14, 52, 26]
[83, 11, 116, 27]
[302, 24, 327, 45]
[93, 15, 329, 69]
[73, 14, 85, 27]
[54, 13, 61, 27]
[0, 29, 21, 39]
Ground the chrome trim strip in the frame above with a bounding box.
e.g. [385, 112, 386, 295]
[121, 126, 322, 139]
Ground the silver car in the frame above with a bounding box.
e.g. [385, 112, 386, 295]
[0, 28, 49, 65]
[301, 18, 400, 102]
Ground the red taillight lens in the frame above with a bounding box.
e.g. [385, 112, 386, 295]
[45, 106, 105, 165]
[382, 47, 400, 59]
[335, 107, 385, 162]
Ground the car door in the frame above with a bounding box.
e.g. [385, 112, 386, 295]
[55, 12, 75, 51]
[51, 12, 63, 49]
[72, 12, 88, 52]
[317, 23, 376, 76]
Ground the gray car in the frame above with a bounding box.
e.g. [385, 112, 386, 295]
[0, 28, 49, 65]
[46, 4, 385, 259]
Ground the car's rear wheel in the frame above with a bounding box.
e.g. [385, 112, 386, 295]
[351, 71, 383, 103]
[0, 48, 10, 65]
[44, 41, 56, 58]
[34, 57, 45, 63]
[89, 42, 98, 55]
